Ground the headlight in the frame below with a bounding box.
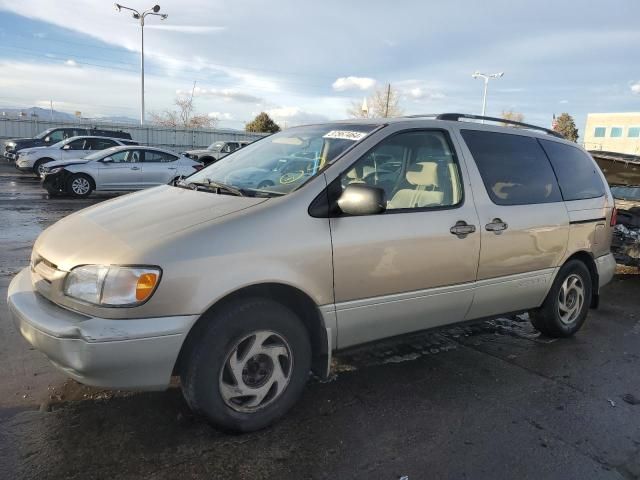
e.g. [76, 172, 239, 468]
[64, 265, 161, 306]
[48, 167, 63, 174]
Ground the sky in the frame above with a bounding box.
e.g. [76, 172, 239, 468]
[0, 0, 639, 133]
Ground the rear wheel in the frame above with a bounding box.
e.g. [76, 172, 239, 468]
[66, 173, 94, 198]
[530, 260, 592, 337]
[180, 298, 311, 432]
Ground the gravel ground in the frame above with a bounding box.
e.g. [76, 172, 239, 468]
[1, 162, 639, 480]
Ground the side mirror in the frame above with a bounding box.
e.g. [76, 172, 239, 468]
[337, 184, 386, 216]
[102, 156, 113, 163]
[62, 144, 71, 150]
[44, 136, 51, 143]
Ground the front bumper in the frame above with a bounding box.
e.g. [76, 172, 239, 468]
[595, 253, 617, 290]
[8, 267, 198, 390]
[15, 160, 33, 172]
[41, 171, 67, 193]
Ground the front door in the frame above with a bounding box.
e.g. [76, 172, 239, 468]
[330, 129, 481, 349]
[455, 129, 569, 319]
[96, 149, 143, 190]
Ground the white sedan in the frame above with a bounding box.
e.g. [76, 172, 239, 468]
[15, 136, 138, 176]
[40, 146, 203, 198]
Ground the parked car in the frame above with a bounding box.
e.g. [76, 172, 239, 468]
[3, 127, 132, 161]
[226, 156, 320, 190]
[8, 114, 616, 432]
[183, 140, 251, 165]
[40, 146, 203, 198]
[591, 151, 640, 267]
[14, 136, 138, 176]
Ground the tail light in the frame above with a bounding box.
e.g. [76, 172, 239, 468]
[193, 164, 204, 171]
[610, 207, 618, 226]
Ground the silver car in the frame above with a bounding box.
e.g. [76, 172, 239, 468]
[15, 135, 138, 176]
[41, 146, 203, 197]
[8, 114, 617, 432]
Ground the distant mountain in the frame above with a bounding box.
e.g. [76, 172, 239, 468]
[0, 107, 138, 125]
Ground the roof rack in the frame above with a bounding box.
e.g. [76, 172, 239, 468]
[435, 113, 564, 138]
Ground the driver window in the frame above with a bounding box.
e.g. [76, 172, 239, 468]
[107, 150, 139, 163]
[340, 130, 463, 211]
[65, 139, 86, 150]
[48, 130, 65, 143]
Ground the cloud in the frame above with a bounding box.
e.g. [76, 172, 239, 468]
[209, 111, 233, 120]
[177, 87, 264, 104]
[395, 80, 446, 102]
[266, 106, 329, 126]
[332, 76, 376, 91]
[144, 25, 226, 34]
[631, 82, 640, 95]
[64, 59, 78, 67]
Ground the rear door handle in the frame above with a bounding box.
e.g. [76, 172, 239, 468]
[131, 166, 140, 170]
[168, 167, 177, 170]
[485, 218, 508, 234]
[450, 221, 476, 238]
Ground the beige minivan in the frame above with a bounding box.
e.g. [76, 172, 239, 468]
[8, 113, 617, 432]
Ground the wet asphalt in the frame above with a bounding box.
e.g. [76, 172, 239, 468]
[1, 162, 640, 480]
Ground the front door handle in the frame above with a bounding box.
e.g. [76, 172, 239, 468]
[450, 221, 476, 238]
[131, 166, 140, 170]
[485, 218, 508, 234]
[168, 167, 177, 170]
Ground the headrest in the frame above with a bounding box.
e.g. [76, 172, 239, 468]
[406, 161, 439, 186]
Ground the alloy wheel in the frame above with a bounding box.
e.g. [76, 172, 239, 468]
[71, 177, 91, 195]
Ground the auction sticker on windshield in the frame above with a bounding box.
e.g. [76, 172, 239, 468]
[323, 130, 368, 141]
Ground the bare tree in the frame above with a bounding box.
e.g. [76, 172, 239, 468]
[150, 93, 218, 129]
[501, 110, 525, 123]
[347, 84, 404, 119]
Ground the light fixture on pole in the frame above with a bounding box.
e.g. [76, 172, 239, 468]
[114, 3, 168, 125]
[471, 71, 504, 117]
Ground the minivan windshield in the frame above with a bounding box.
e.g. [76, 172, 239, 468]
[207, 141, 225, 151]
[184, 123, 377, 196]
[610, 185, 640, 201]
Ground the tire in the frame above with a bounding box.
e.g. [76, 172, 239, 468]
[200, 157, 215, 166]
[33, 158, 53, 177]
[530, 260, 593, 337]
[180, 298, 311, 432]
[66, 173, 94, 198]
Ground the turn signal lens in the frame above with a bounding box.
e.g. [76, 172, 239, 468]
[136, 273, 159, 301]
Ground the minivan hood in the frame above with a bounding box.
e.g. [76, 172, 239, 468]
[34, 185, 268, 270]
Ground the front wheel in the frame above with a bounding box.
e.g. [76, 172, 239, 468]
[530, 260, 593, 337]
[180, 299, 311, 432]
[66, 173, 94, 198]
[33, 158, 53, 177]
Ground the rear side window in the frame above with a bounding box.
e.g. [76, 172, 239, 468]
[539, 140, 605, 201]
[461, 130, 562, 206]
[144, 150, 178, 162]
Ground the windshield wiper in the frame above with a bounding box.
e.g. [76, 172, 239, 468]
[188, 179, 246, 197]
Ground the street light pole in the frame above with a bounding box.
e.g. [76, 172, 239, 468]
[114, 3, 168, 125]
[472, 71, 504, 117]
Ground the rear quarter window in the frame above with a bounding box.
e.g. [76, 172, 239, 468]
[538, 140, 605, 201]
[460, 129, 562, 206]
